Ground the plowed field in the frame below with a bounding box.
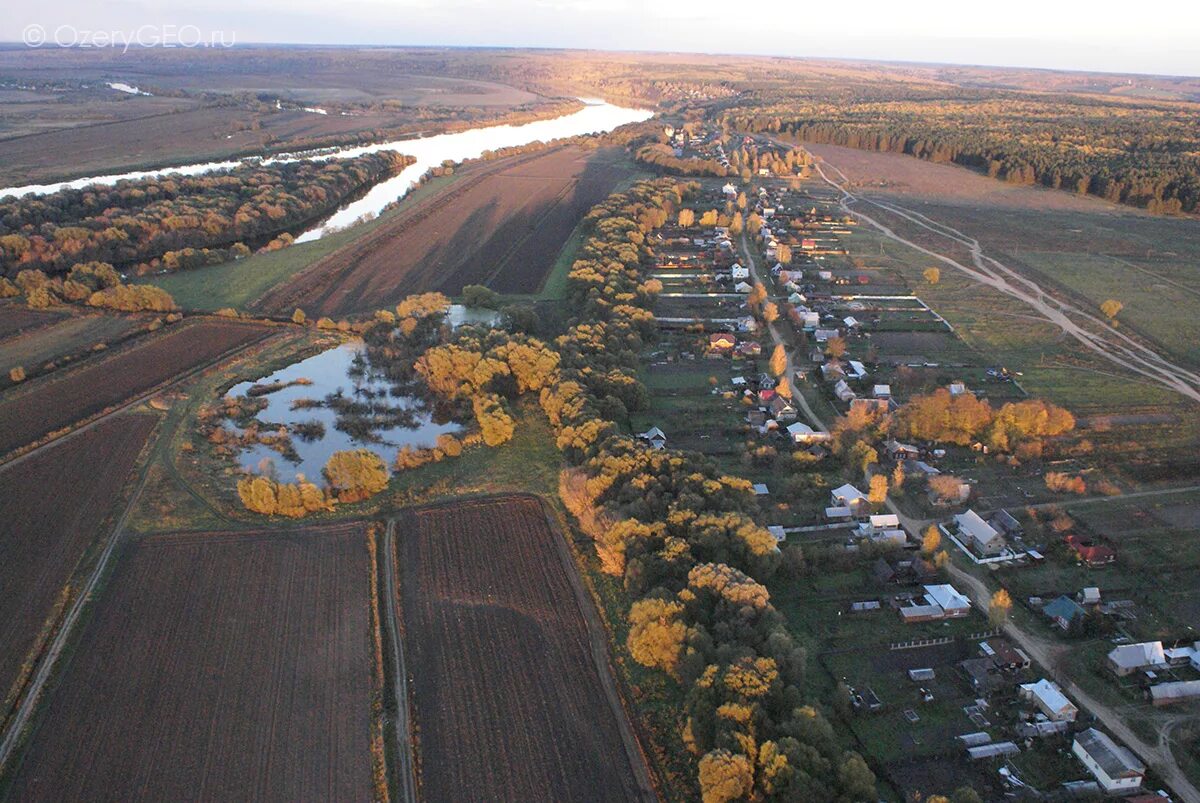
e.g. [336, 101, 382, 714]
[5, 525, 375, 801]
[396, 495, 651, 802]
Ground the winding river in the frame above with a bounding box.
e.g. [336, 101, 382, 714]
[0, 98, 653, 242]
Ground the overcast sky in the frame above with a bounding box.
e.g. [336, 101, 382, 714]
[7, 0, 1200, 77]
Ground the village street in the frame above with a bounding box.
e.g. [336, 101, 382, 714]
[738, 231, 829, 433]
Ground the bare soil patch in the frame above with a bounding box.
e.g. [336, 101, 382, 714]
[396, 495, 650, 802]
[0, 413, 156, 719]
[255, 147, 632, 315]
[0, 319, 268, 456]
[5, 525, 374, 802]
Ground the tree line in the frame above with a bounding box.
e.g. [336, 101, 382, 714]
[0, 151, 413, 278]
[723, 89, 1200, 213]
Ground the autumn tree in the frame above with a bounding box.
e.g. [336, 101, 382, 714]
[923, 267, 941, 284]
[678, 208, 696, 227]
[462, 284, 501, 309]
[291, 308, 306, 324]
[825, 336, 847, 359]
[698, 749, 753, 803]
[322, 449, 389, 502]
[627, 598, 688, 674]
[989, 589, 1013, 625]
[868, 474, 888, 504]
[1101, 298, 1123, 320]
[769, 344, 788, 377]
[921, 525, 942, 555]
[729, 212, 744, 235]
[762, 301, 779, 323]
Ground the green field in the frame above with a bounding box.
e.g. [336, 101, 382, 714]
[1017, 251, 1200, 365]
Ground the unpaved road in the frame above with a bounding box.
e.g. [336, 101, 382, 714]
[381, 519, 418, 803]
[814, 161, 1200, 404]
[739, 231, 829, 432]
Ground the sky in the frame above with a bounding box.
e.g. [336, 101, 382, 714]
[6, 0, 1200, 77]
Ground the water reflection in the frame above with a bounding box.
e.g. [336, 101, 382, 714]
[223, 341, 460, 482]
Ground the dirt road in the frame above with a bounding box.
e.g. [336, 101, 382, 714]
[814, 161, 1200, 405]
[381, 520, 418, 803]
[738, 232, 829, 432]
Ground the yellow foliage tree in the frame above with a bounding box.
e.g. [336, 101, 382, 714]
[923, 267, 941, 284]
[868, 474, 888, 504]
[989, 588, 1013, 625]
[922, 525, 942, 555]
[698, 749, 753, 803]
[627, 598, 687, 674]
[769, 344, 787, 377]
[323, 449, 389, 502]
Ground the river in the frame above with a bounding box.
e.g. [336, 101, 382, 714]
[0, 98, 653, 242]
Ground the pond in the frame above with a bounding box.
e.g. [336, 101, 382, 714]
[223, 341, 460, 483]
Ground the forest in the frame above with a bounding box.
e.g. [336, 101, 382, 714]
[0, 151, 413, 278]
[722, 87, 1200, 213]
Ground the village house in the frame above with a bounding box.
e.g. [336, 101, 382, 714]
[1065, 535, 1116, 567]
[923, 584, 972, 617]
[636, 427, 667, 450]
[979, 638, 1031, 671]
[784, 423, 829, 447]
[735, 341, 762, 358]
[901, 583, 972, 623]
[707, 332, 736, 356]
[1020, 679, 1078, 722]
[857, 514, 906, 546]
[1043, 595, 1086, 630]
[833, 379, 856, 403]
[767, 395, 797, 422]
[730, 263, 750, 280]
[1149, 680, 1200, 707]
[1072, 729, 1145, 794]
[830, 483, 868, 511]
[954, 510, 1006, 557]
[886, 440, 920, 461]
[1107, 642, 1168, 677]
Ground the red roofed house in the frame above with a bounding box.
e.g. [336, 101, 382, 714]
[708, 332, 736, 356]
[1065, 535, 1116, 567]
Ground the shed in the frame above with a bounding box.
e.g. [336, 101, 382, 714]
[967, 742, 1019, 760]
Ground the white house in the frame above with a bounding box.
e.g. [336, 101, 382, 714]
[1020, 679, 1078, 722]
[734, 281, 753, 294]
[873, 384, 891, 399]
[722, 182, 738, 197]
[833, 379, 856, 402]
[1107, 642, 1168, 677]
[731, 263, 750, 280]
[846, 360, 868, 380]
[786, 422, 830, 445]
[954, 510, 1005, 556]
[923, 584, 971, 617]
[1072, 729, 1145, 794]
[830, 483, 867, 510]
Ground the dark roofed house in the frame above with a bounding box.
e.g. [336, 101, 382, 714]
[989, 510, 1023, 538]
[1043, 595, 1086, 630]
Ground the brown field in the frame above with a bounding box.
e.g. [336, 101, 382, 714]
[0, 313, 143, 378]
[396, 495, 651, 802]
[0, 305, 64, 340]
[255, 146, 633, 315]
[0, 319, 268, 456]
[0, 413, 156, 718]
[5, 525, 374, 802]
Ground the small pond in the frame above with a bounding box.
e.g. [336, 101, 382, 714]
[223, 341, 460, 482]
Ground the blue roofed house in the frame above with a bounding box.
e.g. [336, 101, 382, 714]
[1043, 595, 1085, 630]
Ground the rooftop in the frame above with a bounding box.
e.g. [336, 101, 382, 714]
[1075, 728, 1144, 778]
